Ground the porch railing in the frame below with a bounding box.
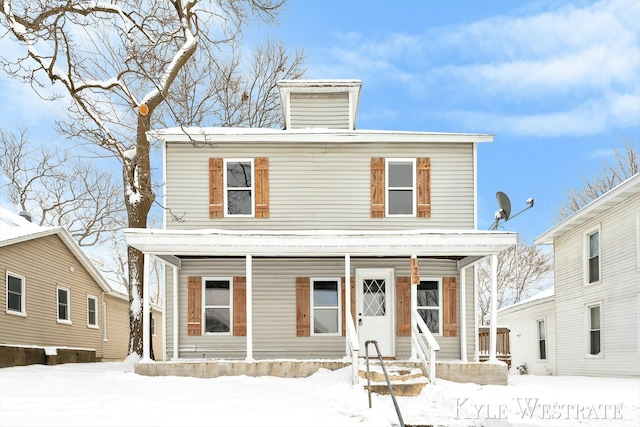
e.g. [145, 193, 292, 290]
[478, 326, 511, 368]
[410, 308, 440, 383]
[345, 314, 360, 385]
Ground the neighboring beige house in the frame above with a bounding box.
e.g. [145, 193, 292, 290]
[500, 174, 640, 377]
[126, 79, 517, 384]
[0, 207, 162, 365]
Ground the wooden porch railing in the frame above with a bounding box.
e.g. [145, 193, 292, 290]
[478, 326, 511, 368]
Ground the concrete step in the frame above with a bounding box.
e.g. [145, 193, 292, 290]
[358, 360, 429, 396]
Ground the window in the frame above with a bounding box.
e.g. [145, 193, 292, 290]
[587, 304, 602, 356]
[537, 319, 547, 360]
[57, 286, 71, 324]
[386, 159, 416, 216]
[417, 279, 441, 334]
[204, 278, 232, 333]
[6, 272, 26, 316]
[103, 301, 108, 341]
[585, 227, 600, 284]
[225, 159, 254, 216]
[87, 295, 98, 328]
[151, 315, 157, 336]
[311, 278, 341, 335]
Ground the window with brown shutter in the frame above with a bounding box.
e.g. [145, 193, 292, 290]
[371, 158, 385, 218]
[443, 276, 457, 337]
[296, 277, 310, 337]
[371, 157, 431, 218]
[209, 157, 269, 218]
[396, 276, 411, 337]
[341, 276, 356, 337]
[187, 276, 202, 336]
[233, 276, 247, 336]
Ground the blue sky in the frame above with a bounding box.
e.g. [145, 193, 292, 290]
[1, 0, 638, 244]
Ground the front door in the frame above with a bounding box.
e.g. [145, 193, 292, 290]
[356, 268, 395, 357]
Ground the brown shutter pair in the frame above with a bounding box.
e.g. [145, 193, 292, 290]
[186, 276, 247, 336]
[209, 158, 269, 218]
[370, 157, 431, 218]
[295, 277, 354, 337]
[396, 275, 457, 337]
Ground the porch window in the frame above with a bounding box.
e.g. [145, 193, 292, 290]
[537, 319, 546, 360]
[417, 280, 441, 334]
[585, 227, 600, 284]
[587, 304, 602, 356]
[87, 295, 98, 328]
[386, 159, 416, 216]
[6, 272, 26, 316]
[311, 278, 341, 335]
[225, 159, 254, 216]
[204, 279, 232, 333]
[57, 286, 71, 324]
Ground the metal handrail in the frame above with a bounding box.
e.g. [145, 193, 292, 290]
[364, 340, 404, 427]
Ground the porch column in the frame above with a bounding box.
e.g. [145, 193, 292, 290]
[344, 254, 351, 357]
[246, 254, 253, 361]
[141, 253, 152, 362]
[172, 265, 179, 360]
[460, 267, 467, 362]
[489, 254, 498, 361]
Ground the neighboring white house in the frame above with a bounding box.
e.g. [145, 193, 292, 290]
[499, 174, 640, 377]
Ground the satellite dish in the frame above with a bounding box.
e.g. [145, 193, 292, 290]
[496, 191, 512, 220]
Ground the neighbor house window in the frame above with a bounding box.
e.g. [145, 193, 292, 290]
[537, 319, 547, 360]
[151, 315, 157, 336]
[417, 279, 441, 334]
[103, 301, 108, 341]
[386, 159, 416, 216]
[225, 159, 254, 216]
[57, 286, 71, 324]
[585, 227, 600, 284]
[6, 272, 26, 316]
[204, 278, 232, 333]
[311, 278, 341, 335]
[587, 303, 602, 356]
[87, 295, 98, 328]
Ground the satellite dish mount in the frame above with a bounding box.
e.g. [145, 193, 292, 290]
[489, 191, 534, 230]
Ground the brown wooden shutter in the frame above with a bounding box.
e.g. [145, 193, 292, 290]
[443, 276, 457, 337]
[255, 157, 269, 218]
[233, 276, 247, 336]
[296, 277, 310, 337]
[209, 158, 223, 218]
[341, 277, 356, 337]
[187, 276, 202, 336]
[417, 157, 431, 218]
[396, 276, 411, 337]
[371, 157, 385, 218]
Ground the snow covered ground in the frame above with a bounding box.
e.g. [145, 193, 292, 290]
[0, 357, 638, 427]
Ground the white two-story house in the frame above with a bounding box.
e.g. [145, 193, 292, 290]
[125, 79, 517, 384]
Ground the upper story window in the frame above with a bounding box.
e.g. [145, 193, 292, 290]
[6, 272, 26, 316]
[87, 295, 98, 328]
[57, 286, 71, 324]
[584, 226, 601, 285]
[311, 278, 341, 335]
[225, 159, 254, 216]
[209, 158, 269, 219]
[417, 279, 441, 334]
[371, 157, 431, 218]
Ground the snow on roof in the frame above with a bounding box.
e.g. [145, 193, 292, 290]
[0, 206, 52, 242]
[498, 287, 555, 314]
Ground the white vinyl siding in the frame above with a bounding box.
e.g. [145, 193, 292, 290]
[164, 142, 476, 231]
[289, 93, 350, 129]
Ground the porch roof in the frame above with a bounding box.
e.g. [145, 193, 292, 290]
[124, 228, 517, 259]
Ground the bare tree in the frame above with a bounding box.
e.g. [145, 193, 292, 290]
[1, 0, 305, 356]
[556, 140, 638, 221]
[477, 239, 553, 325]
[0, 128, 124, 246]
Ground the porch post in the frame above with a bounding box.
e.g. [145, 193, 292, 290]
[489, 254, 498, 361]
[172, 265, 179, 360]
[344, 254, 351, 357]
[246, 254, 253, 361]
[460, 267, 467, 362]
[141, 253, 152, 362]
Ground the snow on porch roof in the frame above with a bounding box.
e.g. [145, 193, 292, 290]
[124, 228, 517, 258]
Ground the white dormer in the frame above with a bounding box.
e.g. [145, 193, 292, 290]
[277, 79, 362, 130]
